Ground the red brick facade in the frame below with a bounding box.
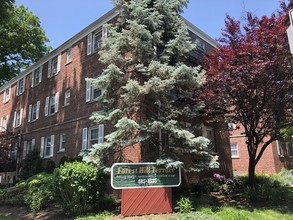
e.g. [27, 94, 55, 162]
[230, 124, 293, 174]
[0, 8, 232, 184]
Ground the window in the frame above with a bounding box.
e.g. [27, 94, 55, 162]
[48, 54, 61, 77]
[23, 139, 35, 159]
[66, 47, 72, 63]
[13, 109, 23, 128]
[202, 125, 215, 151]
[40, 135, 54, 158]
[16, 77, 25, 96]
[28, 101, 40, 122]
[82, 124, 104, 150]
[32, 66, 42, 87]
[8, 144, 17, 160]
[0, 115, 8, 132]
[45, 93, 59, 116]
[87, 25, 107, 55]
[3, 87, 11, 103]
[277, 140, 293, 157]
[86, 80, 102, 102]
[230, 143, 239, 158]
[64, 89, 70, 106]
[59, 133, 66, 152]
[196, 40, 206, 52]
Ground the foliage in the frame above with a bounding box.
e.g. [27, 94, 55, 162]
[23, 184, 53, 212]
[193, 178, 220, 194]
[16, 172, 53, 211]
[0, 2, 50, 85]
[232, 174, 292, 203]
[0, 131, 18, 173]
[278, 168, 293, 186]
[44, 160, 56, 173]
[0, 186, 23, 205]
[51, 161, 106, 216]
[205, 1, 293, 186]
[83, 0, 218, 173]
[58, 155, 82, 167]
[20, 149, 44, 180]
[176, 197, 194, 213]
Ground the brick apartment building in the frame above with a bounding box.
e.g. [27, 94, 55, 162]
[230, 123, 293, 174]
[0, 7, 232, 185]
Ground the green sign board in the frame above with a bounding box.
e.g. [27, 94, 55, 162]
[111, 163, 181, 189]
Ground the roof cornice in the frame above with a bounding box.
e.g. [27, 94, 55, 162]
[1, 7, 218, 92]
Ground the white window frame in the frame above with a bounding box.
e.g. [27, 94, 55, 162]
[23, 139, 35, 159]
[45, 92, 59, 116]
[85, 80, 102, 102]
[230, 143, 239, 158]
[16, 77, 25, 96]
[202, 125, 215, 151]
[82, 124, 104, 150]
[32, 66, 42, 87]
[28, 101, 40, 122]
[40, 135, 54, 158]
[3, 87, 11, 103]
[87, 25, 107, 55]
[66, 47, 72, 63]
[277, 140, 293, 157]
[47, 54, 61, 78]
[196, 40, 206, 52]
[64, 89, 70, 106]
[13, 109, 23, 128]
[0, 115, 9, 132]
[59, 133, 66, 152]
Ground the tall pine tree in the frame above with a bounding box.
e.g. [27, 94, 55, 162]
[83, 0, 218, 172]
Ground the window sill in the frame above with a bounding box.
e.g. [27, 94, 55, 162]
[32, 83, 41, 88]
[48, 73, 59, 78]
[65, 61, 72, 66]
[29, 119, 38, 123]
[63, 104, 70, 108]
[231, 157, 240, 159]
[46, 112, 58, 117]
[58, 149, 65, 153]
[43, 156, 53, 159]
[87, 99, 99, 103]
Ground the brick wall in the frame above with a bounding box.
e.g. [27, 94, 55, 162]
[0, 9, 232, 183]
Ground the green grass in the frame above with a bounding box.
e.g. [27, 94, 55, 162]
[73, 204, 293, 220]
[197, 205, 293, 220]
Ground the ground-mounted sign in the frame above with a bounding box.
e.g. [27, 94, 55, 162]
[111, 162, 181, 189]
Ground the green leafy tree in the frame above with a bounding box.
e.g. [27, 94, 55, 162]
[0, 2, 50, 85]
[83, 0, 218, 172]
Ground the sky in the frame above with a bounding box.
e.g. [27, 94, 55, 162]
[15, 0, 282, 50]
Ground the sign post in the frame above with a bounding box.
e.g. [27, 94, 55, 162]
[111, 163, 181, 216]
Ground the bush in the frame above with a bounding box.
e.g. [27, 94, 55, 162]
[240, 174, 293, 203]
[44, 160, 56, 173]
[193, 178, 220, 194]
[19, 172, 53, 211]
[278, 168, 293, 186]
[20, 149, 44, 180]
[58, 156, 82, 167]
[23, 184, 53, 212]
[51, 161, 106, 216]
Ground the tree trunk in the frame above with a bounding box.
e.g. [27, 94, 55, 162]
[248, 159, 256, 187]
